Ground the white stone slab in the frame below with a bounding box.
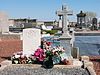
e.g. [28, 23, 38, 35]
[23, 28, 41, 56]
[0, 11, 9, 33]
[73, 61, 83, 66]
[58, 19, 62, 28]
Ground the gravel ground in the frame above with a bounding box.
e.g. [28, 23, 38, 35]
[0, 66, 89, 75]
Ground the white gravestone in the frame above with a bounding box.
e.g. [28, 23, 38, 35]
[0, 11, 9, 33]
[23, 28, 41, 56]
[58, 16, 62, 28]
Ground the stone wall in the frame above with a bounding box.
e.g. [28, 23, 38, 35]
[89, 56, 100, 75]
[0, 34, 20, 40]
[75, 32, 100, 36]
[0, 40, 22, 63]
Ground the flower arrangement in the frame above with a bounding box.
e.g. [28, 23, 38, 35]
[12, 40, 71, 67]
[33, 49, 46, 64]
[12, 51, 34, 64]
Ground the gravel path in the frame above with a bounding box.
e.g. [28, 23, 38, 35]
[0, 66, 89, 75]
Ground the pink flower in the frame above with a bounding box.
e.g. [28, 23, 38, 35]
[17, 52, 21, 55]
[34, 55, 37, 58]
[17, 52, 22, 55]
[39, 56, 44, 61]
[40, 52, 43, 55]
[21, 55, 24, 59]
[13, 53, 17, 55]
[41, 49, 44, 53]
[34, 52, 39, 56]
[63, 50, 65, 52]
[46, 47, 49, 49]
[37, 49, 40, 52]
[20, 51, 23, 55]
[44, 45, 46, 47]
[52, 47, 54, 48]
[43, 54, 46, 57]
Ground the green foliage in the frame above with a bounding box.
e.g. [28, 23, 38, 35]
[43, 30, 58, 35]
[85, 11, 97, 23]
[60, 53, 68, 61]
[52, 55, 61, 65]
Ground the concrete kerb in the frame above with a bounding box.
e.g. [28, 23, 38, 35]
[0, 65, 7, 72]
[0, 59, 83, 73]
[86, 66, 96, 75]
[1, 59, 95, 75]
[80, 56, 96, 75]
[83, 61, 97, 75]
[11, 64, 82, 68]
[0, 60, 12, 72]
[81, 56, 89, 62]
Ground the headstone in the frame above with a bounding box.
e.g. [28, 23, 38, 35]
[58, 16, 62, 28]
[0, 11, 9, 33]
[72, 47, 79, 58]
[56, 4, 73, 59]
[23, 28, 41, 56]
[92, 18, 97, 25]
[92, 18, 98, 30]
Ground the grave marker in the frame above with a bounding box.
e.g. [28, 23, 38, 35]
[23, 28, 41, 56]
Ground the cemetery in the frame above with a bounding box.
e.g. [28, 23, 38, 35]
[0, 2, 100, 75]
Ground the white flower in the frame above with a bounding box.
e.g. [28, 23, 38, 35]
[15, 55, 20, 58]
[29, 60, 32, 63]
[14, 60, 18, 64]
[12, 56, 15, 59]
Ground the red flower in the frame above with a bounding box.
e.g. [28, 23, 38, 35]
[62, 59, 67, 65]
[54, 52, 56, 55]
[47, 42, 51, 46]
[43, 40, 47, 43]
[62, 59, 66, 62]
[67, 61, 71, 65]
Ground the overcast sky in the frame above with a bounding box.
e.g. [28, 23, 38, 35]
[0, 0, 100, 22]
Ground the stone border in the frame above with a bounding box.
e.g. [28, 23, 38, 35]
[0, 60, 82, 72]
[11, 64, 82, 68]
[86, 67, 96, 75]
[0, 60, 12, 72]
[0, 65, 7, 72]
[0, 58, 96, 75]
[80, 56, 97, 75]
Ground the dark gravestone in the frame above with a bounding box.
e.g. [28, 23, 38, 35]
[92, 18, 98, 30]
[92, 18, 97, 25]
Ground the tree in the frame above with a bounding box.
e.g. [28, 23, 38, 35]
[85, 11, 97, 23]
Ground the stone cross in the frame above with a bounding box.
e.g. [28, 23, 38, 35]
[56, 4, 74, 61]
[56, 4, 73, 33]
[0, 11, 9, 33]
[23, 28, 41, 56]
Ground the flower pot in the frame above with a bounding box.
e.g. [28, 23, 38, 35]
[42, 56, 54, 69]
